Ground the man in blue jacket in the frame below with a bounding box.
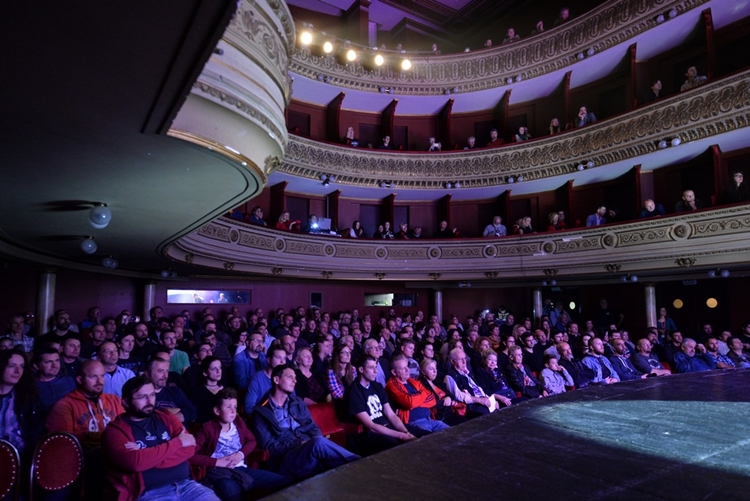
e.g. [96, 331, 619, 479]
[251, 364, 359, 479]
[673, 338, 716, 373]
[233, 332, 267, 391]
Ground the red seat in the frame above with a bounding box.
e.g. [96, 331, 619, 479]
[660, 361, 673, 373]
[308, 402, 347, 447]
[0, 439, 21, 501]
[565, 385, 576, 391]
[30, 432, 83, 501]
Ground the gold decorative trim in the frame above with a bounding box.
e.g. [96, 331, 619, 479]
[675, 257, 697, 267]
[279, 69, 750, 188]
[289, 0, 707, 95]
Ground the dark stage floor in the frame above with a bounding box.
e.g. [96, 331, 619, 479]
[263, 370, 750, 500]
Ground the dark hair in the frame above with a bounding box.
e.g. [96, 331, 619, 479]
[213, 388, 238, 408]
[270, 363, 293, 381]
[146, 356, 169, 373]
[389, 353, 407, 371]
[32, 347, 60, 366]
[543, 354, 557, 365]
[200, 356, 221, 384]
[267, 345, 287, 361]
[356, 354, 376, 369]
[122, 376, 153, 400]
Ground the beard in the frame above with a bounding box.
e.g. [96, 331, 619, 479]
[129, 405, 154, 419]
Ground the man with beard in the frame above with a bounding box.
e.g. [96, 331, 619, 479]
[582, 338, 620, 384]
[557, 342, 596, 388]
[233, 332, 267, 391]
[102, 376, 219, 501]
[39, 309, 79, 346]
[147, 357, 196, 424]
[131, 321, 157, 362]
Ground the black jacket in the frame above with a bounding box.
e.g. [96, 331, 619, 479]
[250, 392, 321, 463]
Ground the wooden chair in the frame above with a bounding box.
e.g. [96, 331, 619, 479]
[29, 432, 83, 501]
[0, 439, 21, 501]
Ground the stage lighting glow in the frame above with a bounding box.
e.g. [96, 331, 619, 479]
[323, 41, 333, 53]
[300, 31, 313, 45]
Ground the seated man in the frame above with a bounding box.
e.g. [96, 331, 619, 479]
[386, 354, 448, 434]
[487, 128, 504, 146]
[673, 338, 716, 373]
[98, 341, 136, 397]
[506, 346, 547, 398]
[483, 216, 507, 237]
[582, 338, 620, 384]
[727, 337, 750, 368]
[33, 347, 76, 412]
[251, 365, 359, 478]
[244, 346, 288, 413]
[433, 220, 458, 238]
[463, 136, 477, 150]
[102, 376, 220, 501]
[680, 66, 707, 91]
[233, 332, 267, 391]
[639, 199, 666, 218]
[631, 338, 671, 376]
[248, 205, 267, 226]
[608, 339, 648, 381]
[147, 357, 197, 424]
[348, 355, 421, 455]
[46, 360, 124, 452]
[674, 189, 704, 212]
[663, 330, 684, 366]
[574, 105, 596, 127]
[558, 342, 596, 388]
[539, 354, 574, 395]
[642, 79, 662, 104]
[704, 336, 735, 369]
[444, 348, 496, 416]
[586, 205, 607, 226]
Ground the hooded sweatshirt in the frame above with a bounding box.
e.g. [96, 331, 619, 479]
[46, 388, 124, 447]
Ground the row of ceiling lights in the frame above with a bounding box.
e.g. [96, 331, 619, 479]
[78, 203, 118, 269]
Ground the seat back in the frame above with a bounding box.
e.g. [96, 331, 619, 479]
[308, 402, 346, 447]
[0, 439, 20, 501]
[30, 432, 83, 493]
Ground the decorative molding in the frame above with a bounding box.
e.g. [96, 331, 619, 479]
[279, 69, 750, 188]
[166, 206, 750, 281]
[271, 267, 284, 275]
[289, 0, 707, 95]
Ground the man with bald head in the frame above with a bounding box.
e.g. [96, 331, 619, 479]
[558, 342, 596, 388]
[675, 189, 704, 212]
[639, 199, 665, 218]
[582, 337, 619, 384]
[631, 338, 671, 376]
[46, 359, 125, 447]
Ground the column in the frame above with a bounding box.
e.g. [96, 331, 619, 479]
[434, 289, 443, 323]
[36, 268, 56, 337]
[644, 283, 656, 328]
[143, 281, 157, 321]
[532, 288, 543, 326]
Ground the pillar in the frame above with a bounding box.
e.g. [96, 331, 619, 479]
[532, 288, 543, 326]
[143, 281, 157, 321]
[36, 268, 56, 337]
[644, 283, 656, 328]
[434, 289, 443, 323]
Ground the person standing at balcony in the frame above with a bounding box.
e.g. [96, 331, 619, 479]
[343, 126, 360, 147]
[434, 220, 458, 238]
[674, 189, 704, 212]
[378, 135, 392, 150]
[639, 199, 666, 218]
[719, 172, 748, 204]
[642, 80, 662, 104]
[586, 205, 607, 226]
[248, 206, 267, 226]
[680, 66, 707, 92]
[502, 27, 520, 44]
[483, 216, 507, 237]
[575, 105, 597, 127]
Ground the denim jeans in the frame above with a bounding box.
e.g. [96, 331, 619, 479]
[211, 467, 290, 501]
[139, 479, 220, 501]
[279, 436, 359, 479]
[409, 418, 450, 433]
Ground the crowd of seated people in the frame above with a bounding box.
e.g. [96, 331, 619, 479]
[2, 297, 750, 499]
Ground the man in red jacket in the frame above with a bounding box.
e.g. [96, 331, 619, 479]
[102, 376, 219, 501]
[385, 354, 449, 433]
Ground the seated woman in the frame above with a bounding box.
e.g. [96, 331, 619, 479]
[514, 216, 536, 235]
[547, 212, 564, 232]
[275, 211, 300, 231]
[514, 126, 532, 142]
[232, 330, 248, 357]
[349, 220, 365, 238]
[294, 348, 329, 404]
[471, 337, 492, 374]
[474, 349, 523, 408]
[0, 350, 45, 465]
[506, 346, 547, 399]
[190, 356, 224, 423]
[191, 389, 289, 501]
[372, 224, 385, 239]
[548, 118, 561, 135]
[418, 358, 466, 427]
[539, 354, 574, 395]
[343, 126, 360, 147]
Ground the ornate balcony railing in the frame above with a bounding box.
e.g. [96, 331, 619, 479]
[279, 69, 750, 189]
[165, 205, 750, 281]
[289, 0, 707, 96]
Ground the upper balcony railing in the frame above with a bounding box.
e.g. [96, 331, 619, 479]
[278, 68, 750, 189]
[289, 0, 707, 96]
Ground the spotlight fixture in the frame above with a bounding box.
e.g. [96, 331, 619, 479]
[671, 137, 681, 147]
[576, 52, 585, 61]
[160, 270, 170, 278]
[320, 174, 328, 181]
[506, 78, 513, 84]
[329, 175, 335, 183]
[620, 274, 638, 282]
[507, 176, 515, 183]
[322, 180, 330, 188]
[464, 47, 471, 52]
[89, 203, 112, 229]
[300, 31, 313, 45]
[446, 182, 452, 189]
[325, 76, 332, 83]
[380, 181, 388, 188]
[316, 74, 324, 81]
[577, 163, 585, 171]
[658, 140, 668, 149]
[454, 181, 461, 189]
[444, 89, 451, 95]
[542, 279, 558, 286]
[374, 54, 384, 66]
[102, 256, 118, 269]
[453, 87, 460, 93]
[587, 48, 595, 57]
[346, 49, 357, 62]
[323, 41, 333, 53]
[212, 48, 224, 55]
[586, 161, 595, 169]
[80, 237, 97, 255]
[656, 14, 665, 23]
[707, 268, 730, 278]
[668, 8, 678, 18]
[379, 86, 387, 93]
[401, 59, 412, 71]
[515, 75, 523, 83]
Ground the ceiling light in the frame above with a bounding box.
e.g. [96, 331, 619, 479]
[671, 137, 681, 147]
[323, 41, 333, 53]
[506, 78, 513, 84]
[507, 176, 515, 183]
[576, 53, 585, 60]
[374, 54, 384, 66]
[668, 8, 678, 18]
[517, 175, 524, 182]
[380, 181, 387, 188]
[329, 176, 335, 183]
[720, 269, 730, 278]
[454, 181, 461, 188]
[80, 237, 97, 255]
[346, 49, 357, 62]
[453, 87, 460, 93]
[445, 89, 451, 95]
[401, 59, 412, 70]
[577, 164, 584, 171]
[316, 74, 324, 81]
[300, 31, 313, 45]
[320, 174, 328, 181]
[322, 180, 330, 188]
[446, 182, 452, 189]
[656, 14, 665, 23]
[658, 140, 668, 149]
[102, 256, 118, 269]
[515, 75, 523, 83]
[587, 48, 595, 57]
[160, 270, 170, 278]
[89, 203, 112, 229]
[586, 161, 594, 169]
